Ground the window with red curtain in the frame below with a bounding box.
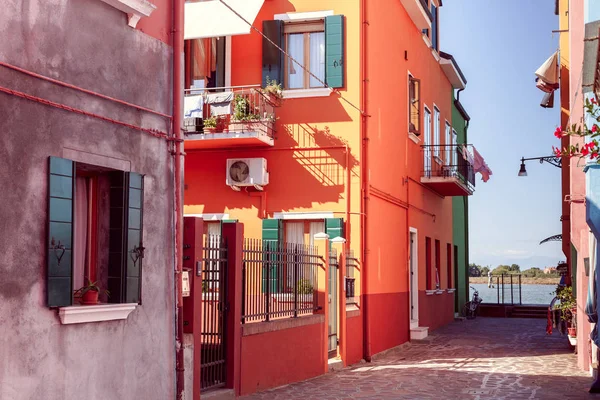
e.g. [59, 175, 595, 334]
[447, 243, 452, 289]
[426, 237, 432, 290]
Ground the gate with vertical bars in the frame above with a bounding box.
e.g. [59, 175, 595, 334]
[200, 234, 228, 391]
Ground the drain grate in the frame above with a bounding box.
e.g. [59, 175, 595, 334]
[464, 388, 497, 395]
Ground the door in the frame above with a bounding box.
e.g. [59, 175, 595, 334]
[409, 231, 419, 326]
[328, 248, 339, 358]
[424, 108, 432, 175]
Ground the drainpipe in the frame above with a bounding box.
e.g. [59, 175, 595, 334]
[360, 0, 372, 362]
[173, 0, 185, 399]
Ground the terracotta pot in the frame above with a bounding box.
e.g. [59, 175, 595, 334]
[81, 290, 99, 305]
[568, 327, 577, 337]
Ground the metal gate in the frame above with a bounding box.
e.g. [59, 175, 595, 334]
[328, 249, 339, 358]
[200, 234, 228, 391]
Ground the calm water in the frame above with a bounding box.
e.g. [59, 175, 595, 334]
[469, 283, 556, 306]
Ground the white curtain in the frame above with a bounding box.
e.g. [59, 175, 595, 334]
[309, 221, 325, 247]
[285, 222, 304, 245]
[309, 32, 325, 88]
[73, 177, 88, 290]
[287, 34, 304, 89]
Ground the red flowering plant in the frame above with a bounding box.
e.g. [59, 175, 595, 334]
[554, 96, 600, 161]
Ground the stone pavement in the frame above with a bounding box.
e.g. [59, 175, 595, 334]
[242, 318, 595, 399]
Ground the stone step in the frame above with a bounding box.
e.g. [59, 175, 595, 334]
[202, 389, 234, 400]
[410, 326, 429, 340]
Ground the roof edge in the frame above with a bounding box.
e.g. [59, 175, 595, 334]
[440, 51, 468, 85]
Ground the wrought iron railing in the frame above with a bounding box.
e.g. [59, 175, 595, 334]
[241, 239, 321, 323]
[421, 144, 476, 191]
[183, 85, 278, 138]
[345, 249, 358, 305]
[492, 274, 522, 305]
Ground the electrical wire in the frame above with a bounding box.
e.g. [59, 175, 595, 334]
[217, 0, 367, 116]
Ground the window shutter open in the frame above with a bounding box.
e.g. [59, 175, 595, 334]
[47, 157, 75, 307]
[262, 219, 282, 293]
[325, 15, 345, 88]
[126, 173, 144, 304]
[108, 171, 144, 304]
[325, 218, 344, 240]
[262, 20, 284, 88]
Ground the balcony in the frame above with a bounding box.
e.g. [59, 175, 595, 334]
[400, 0, 432, 32]
[421, 145, 475, 196]
[184, 85, 278, 150]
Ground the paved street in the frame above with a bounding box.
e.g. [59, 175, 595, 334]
[242, 318, 593, 399]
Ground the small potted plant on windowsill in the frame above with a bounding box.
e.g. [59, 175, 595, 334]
[262, 77, 283, 105]
[556, 285, 577, 337]
[74, 279, 110, 305]
[203, 116, 217, 134]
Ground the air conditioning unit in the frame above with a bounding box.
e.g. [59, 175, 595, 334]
[226, 158, 269, 189]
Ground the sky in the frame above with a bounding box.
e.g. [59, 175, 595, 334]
[440, 1, 564, 270]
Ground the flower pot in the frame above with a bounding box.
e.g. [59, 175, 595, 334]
[568, 327, 577, 337]
[81, 290, 99, 305]
[204, 127, 216, 134]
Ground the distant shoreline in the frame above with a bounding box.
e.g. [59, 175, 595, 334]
[469, 276, 560, 285]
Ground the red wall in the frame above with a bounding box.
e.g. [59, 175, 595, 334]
[418, 291, 455, 332]
[136, 0, 173, 45]
[240, 321, 325, 395]
[346, 312, 364, 365]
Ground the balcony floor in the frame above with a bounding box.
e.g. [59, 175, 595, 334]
[184, 130, 274, 150]
[420, 176, 473, 196]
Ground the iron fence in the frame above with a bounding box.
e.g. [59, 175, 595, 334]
[421, 144, 476, 191]
[241, 239, 321, 323]
[183, 85, 277, 138]
[493, 274, 522, 305]
[345, 249, 358, 305]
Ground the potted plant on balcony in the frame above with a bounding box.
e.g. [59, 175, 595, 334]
[74, 279, 110, 305]
[555, 285, 577, 337]
[203, 116, 217, 134]
[262, 77, 283, 105]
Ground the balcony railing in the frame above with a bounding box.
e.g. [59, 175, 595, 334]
[421, 144, 475, 196]
[183, 85, 278, 149]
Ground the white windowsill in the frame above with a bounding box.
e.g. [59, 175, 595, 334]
[447, 288, 456, 293]
[431, 49, 440, 62]
[422, 34, 432, 48]
[409, 133, 421, 144]
[275, 10, 334, 21]
[282, 88, 333, 99]
[99, 0, 156, 28]
[435, 289, 444, 295]
[58, 303, 138, 325]
[425, 290, 436, 296]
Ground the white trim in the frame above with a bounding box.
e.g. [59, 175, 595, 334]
[440, 57, 466, 89]
[273, 211, 335, 220]
[282, 88, 332, 99]
[447, 288, 456, 293]
[274, 10, 334, 21]
[99, 0, 156, 28]
[314, 232, 330, 240]
[435, 289, 444, 295]
[422, 34, 432, 48]
[409, 133, 421, 144]
[225, 36, 232, 88]
[425, 290, 436, 296]
[184, 213, 230, 221]
[409, 227, 419, 326]
[59, 303, 137, 324]
[431, 48, 440, 62]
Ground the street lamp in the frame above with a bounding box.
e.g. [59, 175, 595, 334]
[517, 156, 561, 176]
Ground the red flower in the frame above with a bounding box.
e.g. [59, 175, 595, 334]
[553, 146, 562, 157]
[554, 127, 563, 138]
[592, 152, 599, 159]
[582, 147, 590, 156]
[593, 125, 598, 133]
[592, 97, 598, 105]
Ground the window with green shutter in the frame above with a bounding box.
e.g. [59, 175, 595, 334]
[262, 219, 282, 293]
[46, 156, 144, 307]
[325, 218, 344, 241]
[262, 15, 345, 90]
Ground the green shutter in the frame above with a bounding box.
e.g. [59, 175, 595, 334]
[47, 157, 75, 307]
[262, 219, 282, 293]
[107, 172, 144, 304]
[325, 15, 345, 89]
[325, 218, 344, 240]
[262, 20, 284, 88]
[125, 173, 144, 304]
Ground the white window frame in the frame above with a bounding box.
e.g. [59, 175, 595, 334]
[444, 121, 452, 165]
[433, 106, 441, 161]
[451, 128, 458, 166]
[424, 106, 432, 173]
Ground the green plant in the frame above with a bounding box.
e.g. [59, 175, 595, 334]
[202, 280, 209, 293]
[233, 95, 251, 121]
[297, 279, 313, 295]
[264, 76, 283, 97]
[555, 285, 576, 323]
[203, 116, 217, 128]
[74, 278, 110, 298]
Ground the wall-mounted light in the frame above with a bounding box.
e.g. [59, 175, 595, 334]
[518, 155, 561, 177]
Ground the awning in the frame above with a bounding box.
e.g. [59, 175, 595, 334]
[539, 234, 562, 245]
[583, 20, 600, 94]
[184, 0, 264, 40]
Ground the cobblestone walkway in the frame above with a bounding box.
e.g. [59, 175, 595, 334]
[242, 318, 594, 399]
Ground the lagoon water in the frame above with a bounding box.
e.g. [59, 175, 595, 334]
[469, 283, 557, 306]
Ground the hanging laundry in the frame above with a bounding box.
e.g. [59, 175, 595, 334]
[472, 147, 493, 183]
[535, 51, 560, 92]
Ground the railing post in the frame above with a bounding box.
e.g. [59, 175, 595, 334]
[501, 274, 504, 304]
[519, 274, 522, 305]
[265, 242, 271, 322]
[221, 222, 244, 396]
[510, 274, 513, 305]
[497, 276, 499, 305]
[294, 244, 298, 318]
[314, 232, 330, 373]
[331, 238, 347, 366]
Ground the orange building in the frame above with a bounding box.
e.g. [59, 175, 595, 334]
[182, 0, 482, 395]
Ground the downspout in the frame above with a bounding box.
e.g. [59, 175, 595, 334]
[173, 0, 185, 399]
[360, 0, 372, 362]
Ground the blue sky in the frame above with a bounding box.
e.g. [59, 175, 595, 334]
[440, 1, 564, 269]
